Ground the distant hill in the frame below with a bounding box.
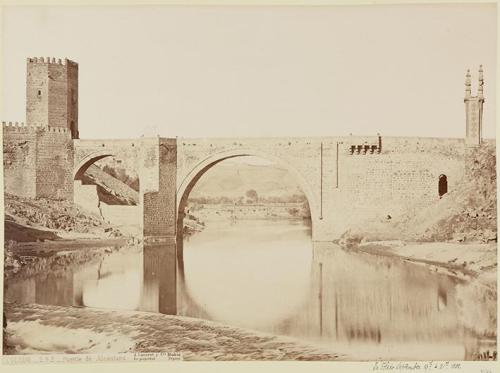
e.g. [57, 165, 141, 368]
[188, 162, 305, 200]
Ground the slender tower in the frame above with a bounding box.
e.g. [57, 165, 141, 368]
[26, 57, 79, 139]
[464, 66, 484, 147]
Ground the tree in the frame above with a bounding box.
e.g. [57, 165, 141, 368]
[245, 189, 258, 203]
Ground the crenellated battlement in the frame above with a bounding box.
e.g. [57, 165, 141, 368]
[344, 135, 382, 155]
[2, 121, 27, 127]
[27, 57, 78, 66]
[45, 126, 69, 134]
[2, 121, 69, 134]
[2, 121, 34, 133]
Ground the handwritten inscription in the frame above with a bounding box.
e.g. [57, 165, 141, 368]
[372, 361, 462, 371]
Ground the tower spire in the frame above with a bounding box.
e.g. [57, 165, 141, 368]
[465, 69, 471, 98]
[478, 65, 484, 98]
[464, 66, 484, 147]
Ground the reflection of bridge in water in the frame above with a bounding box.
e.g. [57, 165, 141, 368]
[3, 239, 490, 360]
[4, 242, 208, 320]
[141, 243, 211, 320]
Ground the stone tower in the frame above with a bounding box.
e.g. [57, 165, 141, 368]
[464, 66, 484, 147]
[26, 57, 79, 139]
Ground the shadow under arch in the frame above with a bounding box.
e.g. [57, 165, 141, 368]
[73, 151, 115, 180]
[175, 149, 317, 278]
[73, 150, 142, 196]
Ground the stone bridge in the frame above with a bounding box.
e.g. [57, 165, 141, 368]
[73, 135, 468, 243]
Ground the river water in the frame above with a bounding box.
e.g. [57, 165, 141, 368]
[5, 219, 495, 360]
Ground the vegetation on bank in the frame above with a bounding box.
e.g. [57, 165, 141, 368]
[189, 190, 308, 205]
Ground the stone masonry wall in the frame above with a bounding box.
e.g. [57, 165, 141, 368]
[328, 137, 466, 237]
[26, 62, 49, 127]
[3, 124, 74, 200]
[35, 128, 74, 200]
[143, 138, 177, 238]
[66, 61, 79, 138]
[47, 63, 69, 130]
[3, 123, 38, 198]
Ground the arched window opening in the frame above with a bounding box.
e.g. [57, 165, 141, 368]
[438, 174, 448, 198]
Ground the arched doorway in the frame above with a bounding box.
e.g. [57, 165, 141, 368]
[438, 174, 448, 198]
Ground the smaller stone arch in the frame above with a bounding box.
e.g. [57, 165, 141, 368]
[73, 150, 143, 236]
[438, 174, 448, 198]
[74, 152, 114, 180]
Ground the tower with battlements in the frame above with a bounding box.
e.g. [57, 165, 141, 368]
[2, 57, 76, 200]
[464, 66, 485, 147]
[26, 57, 79, 138]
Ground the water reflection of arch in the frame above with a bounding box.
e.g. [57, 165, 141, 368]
[175, 149, 317, 269]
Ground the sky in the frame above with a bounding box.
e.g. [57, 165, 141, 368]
[1, 4, 497, 140]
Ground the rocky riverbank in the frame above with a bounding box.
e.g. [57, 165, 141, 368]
[3, 303, 344, 360]
[352, 241, 496, 287]
[4, 193, 123, 241]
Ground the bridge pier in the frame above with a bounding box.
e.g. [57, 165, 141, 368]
[143, 138, 178, 315]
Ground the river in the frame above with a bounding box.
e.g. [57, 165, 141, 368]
[5, 219, 494, 360]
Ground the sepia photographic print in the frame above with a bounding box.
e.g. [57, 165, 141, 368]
[1, 1, 498, 370]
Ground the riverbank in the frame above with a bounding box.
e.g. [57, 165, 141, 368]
[4, 238, 140, 282]
[352, 241, 497, 288]
[188, 202, 310, 221]
[3, 303, 344, 360]
[343, 240, 497, 342]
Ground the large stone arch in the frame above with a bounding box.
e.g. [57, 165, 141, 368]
[175, 148, 319, 266]
[177, 149, 319, 217]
